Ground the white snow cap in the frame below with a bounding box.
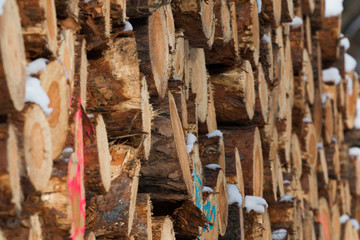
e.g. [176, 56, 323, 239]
[317, 142, 324, 149]
[25, 77, 53, 115]
[227, 184, 242, 207]
[123, 21, 133, 31]
[325, 0, 343, 17]
[322, 93, 330, 103]
[345, 53, 357, 73]
[346, 75, 353, 95]
[202, 186, 214, 193]
[244, 195, 268, 213]
[283, 180, 291, 185]
[350, 219, 360, 230]
[26, 58, 49, 76]
[322, 67, 341, 85]
[0, 0, 6, 16]
[87, 113, 95, 118]
[340, 34, 350, 51]
[262, 34, 270, 43]
[205, 164, 222, 170]
[302, 118, 312, 123]
[206, 130, 223, 138]
[349, 147, 360, 161]
[355, 98, 360, 129]
[186, 133, 197, 154]
[272, 229, 287, 240]
[256, 0, 261, 13]
[331, 137, 337, 143]
[173, 77, 180, 81]
[340, 214, 350, 224]
[62, 147, 74, 153]
[290, 16, 303, 28]
[84, 0, 91, 3]
[279, 195, 294, 202]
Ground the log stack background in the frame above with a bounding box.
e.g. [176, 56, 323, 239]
[1, 0, 360, 239]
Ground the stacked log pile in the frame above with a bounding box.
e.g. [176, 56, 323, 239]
[1, 0, 360, 239]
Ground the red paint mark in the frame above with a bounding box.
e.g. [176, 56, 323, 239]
[67, 108, 86, 240]
[318, 215, 330, 240]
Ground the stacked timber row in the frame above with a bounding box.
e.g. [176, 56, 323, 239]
[1, 0, 360, 239]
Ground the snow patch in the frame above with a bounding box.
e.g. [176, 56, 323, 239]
[206, 130, 223, 138]
[26, 58, 49, 76]
[322, 93, 330, 103]
[349, 147, 360, 161]
[227, 184, 242, 207]
[340, 35, 350, 51]
[186, 133, 197, 154]
[279, 195, 294, 202]
[322, 67, 341, 85]
[346, 75, 353, 95]
[205, 164, 221, 170]
[283, 180, 291, 185]
[25, 77, 53, 115]
[262, 34, 270, 43]
[123, 21, 133, 31]
[272, 229, 287, 240]
[340, 214, 350, 224]
[331, 137, 337, 143]
[345, 53, 357, 73]
[173, 77, 180, 81]
[290, 16, 303, 28]
[244, 196, 268, 213]
[62, 147, 74, 153]
[202, 186, 214, 193]
[325, 0, 343, 17]
[317, 142, 324, 149]
[355, 98, 360, 129]
[302, 118, 312, 123]
[256, 0, 261, 13]
[87, 113, 95, 118]
[0, 0, 6, 16]
[350, 219, 360, 230]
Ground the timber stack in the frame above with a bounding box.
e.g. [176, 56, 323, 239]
[1, 0, 360, 239]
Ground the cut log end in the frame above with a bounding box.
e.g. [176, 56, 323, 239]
[152, 216, 176, 240]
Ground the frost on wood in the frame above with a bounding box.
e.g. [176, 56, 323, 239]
[26, 58, 49, 76]
[262, 34, 270, 43]
[340, 34, 350, 51]
[279, 195, 294, 202]
[325, 0, 343, 17]
[206, 130, 223, 138]
[227, 184, 242, 207]
[0, 0, 6, 16]
[350, 219, 360, 230]
[205, 163, 222, 170]
[244, 195, 268, 213]
[123, 21, 133, 31]
[322, 67, 341, 85]
[340, 214, 350, 224]
[186, 133, 197, 154]
[349, 147, 360, 161]
[202, 186, 214, 193]
[345, 53, 357, 73]
[346, 75, 353, 95]
[25, 77, 53, 115]
[272, 229, 287, 240]
[290, 17, 303, 28]
[355, 98, 360, 129]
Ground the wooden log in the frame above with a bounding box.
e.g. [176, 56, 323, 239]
[261, 0, 281, 27]
[87, 37, 151, 158]
[331, 203, 341, 240]
[55, 0, 80, 22]
[289, 15, 304, 75]
[73, 38, 88, 110]
[310, 0, 325, 30]
[283, 35, 295, 107]
[197, 84, 218, 135]
[0, 123, 23, 216]
[304, 16, 313, 56]
[17, 0, 58, 58]
[303, 49, 315, 104]
[349, 153, 360, 197]
[253, 63, 269, 125]
[139, 92, 193, 201]
[235, 0, 260, 67]
[39, 60, 69, 160]
[134, 7, 172, 99]
[344, 72, 359, 129]
[302, 0, 315, 14]
[0, 213, 43, 239]
[325, 142, 341, 180]
[210, 60, 255, 123]
[58, 29, 75, 94]
[222, 126, 263, 197]
[219, 204, 244, 240]
[313, 88, 323, 142]
[86, 154, 140, 238]
[198, 135, 225, 171]
[130, 193, 152, 240]
[268, 200, 297, 236]
[172, 32, 185, 81]
[84, 114, 111, 195]
[171, 0, 215, 48]
[318, 16, 341, 61]
[152, 216, 176, 240]
[281, 0, 294, 22]
[317, 142, 329, 190]
[301, 121, 318, 173]
[303, 206, 317, 240]
[243, 206, 265, 239]
[277, 101, 292, 169]
[224, 147, 245, 202]
[301, 170, 319, 209]
[323, 97, 334, 145]
[0, 0, 27, 112]
[291, 133, 302, 180]
[316, 197, 332, 240]
[189, 48, 208, 123]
